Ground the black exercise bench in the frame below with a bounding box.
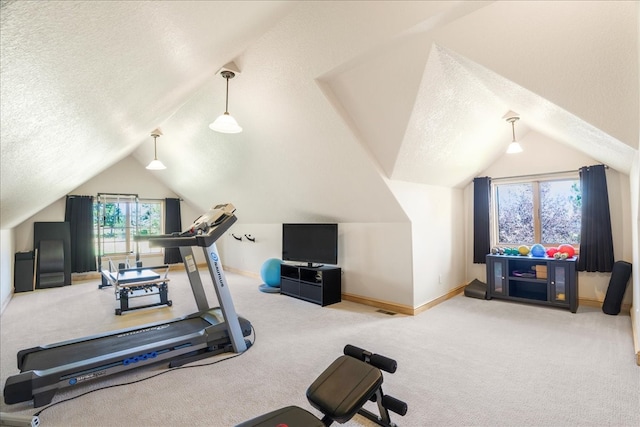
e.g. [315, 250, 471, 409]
[238, 345, 407, 427]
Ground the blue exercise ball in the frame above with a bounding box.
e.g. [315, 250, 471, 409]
[530, 243, 546, 257]
[260, 258, 282, 287]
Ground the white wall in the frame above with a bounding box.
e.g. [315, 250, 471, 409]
[14, 198, 66, 253]
[11, 157, 205, 278]
[388, 180, 465, 307]
[466, 130, 633, 306]
[8, 156, 419, 308]
[219, 221, 415, 307]
[217, 223, 282, 276]
[631, 155, 639, 353]
[4, 132, 633, 314]
[633, 5, 640, 358]
[0, 229, 15, 314]
[339, 223, 413, 306]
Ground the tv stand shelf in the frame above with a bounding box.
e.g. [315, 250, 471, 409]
[486, 254, 578, 313]
[280, 264, 341, 306]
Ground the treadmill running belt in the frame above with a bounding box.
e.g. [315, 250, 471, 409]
[21, 317, 212, 371]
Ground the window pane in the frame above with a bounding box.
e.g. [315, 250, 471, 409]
[138, 203, 162, 235]
[136, 201, 163, 254]
[94, 198, 164, 256]
[497, 183, 534, 244]
[103, 241, 115, 255]
[540, 180, 581, 244]
[114, 239, 127, 254]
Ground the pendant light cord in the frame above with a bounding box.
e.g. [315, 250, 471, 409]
[225, 76, 230, 114]
[153, 135, 158, 160]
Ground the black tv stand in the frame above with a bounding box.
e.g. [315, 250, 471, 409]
[281, 264, 341, 306]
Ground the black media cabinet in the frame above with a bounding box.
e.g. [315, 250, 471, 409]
[486, 254, 578, 313]
[280, 264, 341, 306]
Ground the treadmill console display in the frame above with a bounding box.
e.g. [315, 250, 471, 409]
[185, 203, 235, 236]
[148, 203, 237, 249]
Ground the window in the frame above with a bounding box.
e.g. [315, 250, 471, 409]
[94, 195, 163, 256]
[492, 175, 581, 248]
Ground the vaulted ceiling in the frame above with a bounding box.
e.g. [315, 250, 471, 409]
[1, 1, 637, 229]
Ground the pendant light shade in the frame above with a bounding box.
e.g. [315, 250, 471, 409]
[209, 112, 242, 134]
[506, 141, 523, 154]
[146, 130, 166, 170]
[210, 70, 242, 134]
[505, 115, 523, 154]
[146, 159, 166, 170]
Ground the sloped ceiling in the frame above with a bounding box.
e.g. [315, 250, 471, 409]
[1, 1, 638, 229]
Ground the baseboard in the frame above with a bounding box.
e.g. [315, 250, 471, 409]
[631, 308, 640, 366]
[342, 283, 466, 316]
[223, 266, 260, 280]
[578, 297, 632, 314]
[341, 293, 415, 315]
[71, 271, 101, 282]
[0, 293, 12, 316]
[413, 284, 467, 315]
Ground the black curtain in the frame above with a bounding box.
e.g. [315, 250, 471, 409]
[64, 195, 96, 273]
[164, 198, 182, 264]
[473, 177, 491, 264]
[577, 165, 614, 272]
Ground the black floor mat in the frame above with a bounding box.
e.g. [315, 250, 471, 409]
[464, 279, 487, 299]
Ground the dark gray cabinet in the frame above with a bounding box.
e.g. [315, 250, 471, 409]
[280, 264, 341, 306]
[14, 251, 34, 293]
[486, 254, 578, 313]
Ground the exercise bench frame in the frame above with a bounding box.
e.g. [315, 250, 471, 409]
[238, 344, 408, 427]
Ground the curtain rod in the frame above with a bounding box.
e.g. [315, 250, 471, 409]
[490, 165, 608, 183]
[97, 192, 139, 197]
[68, 194, 183, 202]
[94, 193, 183, 201]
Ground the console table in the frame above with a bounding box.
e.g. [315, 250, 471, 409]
[486, 254, 578, 313]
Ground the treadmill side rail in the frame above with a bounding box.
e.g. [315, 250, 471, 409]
[17, 347, 46, 371]
[3, 372, 34, 405]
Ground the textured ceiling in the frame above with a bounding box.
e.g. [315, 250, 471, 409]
[0, 0, 297, 228]
[1, 1, 638, 229]
[324, 1, 638, 187]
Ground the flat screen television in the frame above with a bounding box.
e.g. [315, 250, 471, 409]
[282, 223, 338, 267]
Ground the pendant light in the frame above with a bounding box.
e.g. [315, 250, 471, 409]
[505, 114, 523, 154]
[209, 70, 242, 134]
[146, 129, 166, 170]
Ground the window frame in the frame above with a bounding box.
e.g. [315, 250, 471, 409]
[490, 172, 581, 250]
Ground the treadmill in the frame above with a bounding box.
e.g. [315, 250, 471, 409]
[4, 203, 251, 407]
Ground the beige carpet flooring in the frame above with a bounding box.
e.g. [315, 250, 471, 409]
[1, 269, 639, 426]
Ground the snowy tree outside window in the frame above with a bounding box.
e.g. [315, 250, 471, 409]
[493, 177, 581, 247]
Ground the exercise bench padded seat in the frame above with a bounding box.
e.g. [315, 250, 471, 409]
[236, 406, 324, 427]
[307, 355, 383, 423]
